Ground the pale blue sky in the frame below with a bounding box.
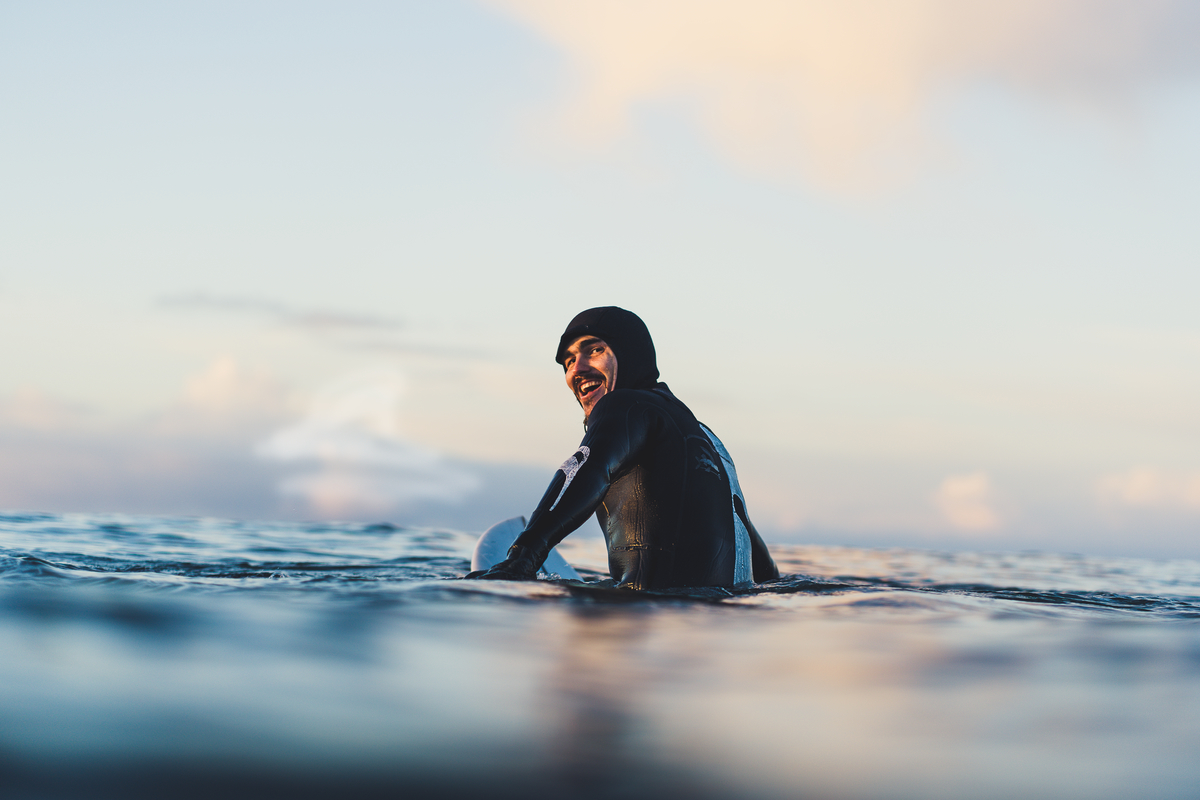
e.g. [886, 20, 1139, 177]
[3, 1, 1199, 557]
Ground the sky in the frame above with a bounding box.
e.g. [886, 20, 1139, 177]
[3, 0, 1200, 558]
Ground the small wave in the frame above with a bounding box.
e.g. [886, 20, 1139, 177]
[735, 573, 1200, 618]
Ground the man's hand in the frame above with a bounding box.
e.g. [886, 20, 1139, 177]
[464, 559, 536, 581]
[463, 544, 542, 581]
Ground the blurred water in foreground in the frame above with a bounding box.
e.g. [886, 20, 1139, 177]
[2, 511, 1199, 799]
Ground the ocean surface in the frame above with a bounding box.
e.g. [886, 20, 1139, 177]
[2, 511, 1199, 800]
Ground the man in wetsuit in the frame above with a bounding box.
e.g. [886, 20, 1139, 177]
[468, 306, 778, 590]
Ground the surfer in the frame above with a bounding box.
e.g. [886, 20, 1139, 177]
[467, 306, 778, 590]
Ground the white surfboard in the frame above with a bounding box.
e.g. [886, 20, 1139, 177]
[471, 516, 581, 581]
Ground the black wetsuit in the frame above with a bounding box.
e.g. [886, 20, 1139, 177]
[514, 384, 778, 590]
[469, 305, 778, 590]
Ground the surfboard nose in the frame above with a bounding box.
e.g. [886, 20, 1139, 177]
[471, 516, 582, 581]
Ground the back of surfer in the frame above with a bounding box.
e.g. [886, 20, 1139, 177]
[467, 306, 778, 590]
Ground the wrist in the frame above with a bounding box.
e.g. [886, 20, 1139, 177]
[504, 543, 544, 576]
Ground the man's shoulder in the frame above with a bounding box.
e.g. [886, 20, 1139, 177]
[590, 387, 659, 417]
[597, 386, 682, 410]
[591, 386, 698, 428]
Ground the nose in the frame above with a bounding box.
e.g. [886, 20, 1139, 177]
[566, 356, 590, 379]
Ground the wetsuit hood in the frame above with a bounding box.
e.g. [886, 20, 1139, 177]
[555, 307, 660, 391]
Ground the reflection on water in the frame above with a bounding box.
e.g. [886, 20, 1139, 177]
[1, 511, 1199, 799]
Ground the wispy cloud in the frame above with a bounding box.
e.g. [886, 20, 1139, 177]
[256, 370, 479, 517]
[934, 472, 1000, 532]
[337, 339, 489, 360]
[489, 0, 1200, 190]
[159, 293, 403, 332]
[159, 293, 487, 359]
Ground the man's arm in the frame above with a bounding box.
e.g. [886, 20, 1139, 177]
[466, 393, 647, 580]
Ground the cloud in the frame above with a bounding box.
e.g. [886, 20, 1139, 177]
[334, 339, 488, 360]
[489, 0, 1200, 189]
[257, 370, 480, 517]
[934, 472, 1000, 531]
[159, 293, 402, 332]
[159, 294, 482, 359]
[0, 377, 551, 528]
[1098, 467, 1200, 511]
[0, 388, 93, 432]
[0, 363, 551, 528]
[179, 357, 288, 416]
[0, 360, 292, 518]
[148, 357, 293, 439]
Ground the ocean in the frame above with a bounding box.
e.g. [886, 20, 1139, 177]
[2, 510, 1199, 799]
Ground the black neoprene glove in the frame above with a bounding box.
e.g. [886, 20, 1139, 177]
[464, 543, 543, 581]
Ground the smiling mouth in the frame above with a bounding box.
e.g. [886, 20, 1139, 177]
[576, 378, 604, 399]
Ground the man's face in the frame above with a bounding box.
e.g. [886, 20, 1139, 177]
[563, 335, 618, 418]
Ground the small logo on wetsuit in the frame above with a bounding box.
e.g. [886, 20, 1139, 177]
[693, 453, 720, 476]
[560, 447, 589, 480]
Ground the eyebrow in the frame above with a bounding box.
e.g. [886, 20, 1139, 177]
[568, 337, 604, 354]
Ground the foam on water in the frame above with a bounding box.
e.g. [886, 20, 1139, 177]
[2, 510, 1199, 799]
